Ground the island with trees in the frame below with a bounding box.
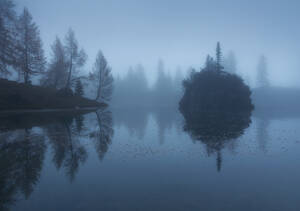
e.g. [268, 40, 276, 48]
[179, 43, 254, 172]
[179, 42, 254, 115]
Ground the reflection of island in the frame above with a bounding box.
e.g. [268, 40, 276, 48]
[181, 111, 252, 171]
[0, 108, 114, 209]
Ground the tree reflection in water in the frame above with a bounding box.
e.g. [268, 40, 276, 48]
[181, 111, 252, 171]
[90, 108, 114, 161]
[46, 114, 87, 182]
[0, 108, 114, 210]
[0, 128, 46, 210]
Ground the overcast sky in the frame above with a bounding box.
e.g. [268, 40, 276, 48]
[17, 0, 300, 87]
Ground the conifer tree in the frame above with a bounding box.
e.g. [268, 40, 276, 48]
[0, 0, 18, 76]
[75, 79, 84, 97]
[216, 42, 223, 71]
[16, 8, 46, 84]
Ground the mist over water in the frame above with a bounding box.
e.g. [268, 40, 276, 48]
[1, 0, 300, 210]
[1, 108, 300, 211]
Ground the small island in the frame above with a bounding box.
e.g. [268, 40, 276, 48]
[179, 43, 254, 172]
[179, 43, 254, 115]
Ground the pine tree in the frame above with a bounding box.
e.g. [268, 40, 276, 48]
[216, 42, 223, 71]
[16, 8, 46, 84]
[74, 79, 84, 97]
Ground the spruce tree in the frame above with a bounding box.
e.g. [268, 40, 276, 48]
[216, 42, 223, 71]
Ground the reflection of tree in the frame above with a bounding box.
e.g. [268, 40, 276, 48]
[181, 111, 251, 172]
[17, 129, 46, 198]
[46, 116, 87, 182]
[113, 108, 180, 144]
[75, 115, 85, 134]
[256, 118, 270, 153]
[113, 108, 148, 140]
[152, 108, 177, 144]
[0, 111, 95, 210]
[0, 129, 46, 209]
[90, 109, 114, 161]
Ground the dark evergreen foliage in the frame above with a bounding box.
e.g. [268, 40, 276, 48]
[180, 44, 254, 114]
[216, 42, 223, 71]
[74, 79, 84, 97]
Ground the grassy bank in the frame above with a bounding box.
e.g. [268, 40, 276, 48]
[0, 79, 103, 110]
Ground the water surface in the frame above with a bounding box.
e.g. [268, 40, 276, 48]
[1, 108, 300, 211]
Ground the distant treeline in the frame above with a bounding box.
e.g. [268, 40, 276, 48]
[111, 49, 269, 108]
[112, 61, 184, 107]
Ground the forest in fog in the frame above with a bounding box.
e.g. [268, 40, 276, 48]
[1, 0, 300, 110]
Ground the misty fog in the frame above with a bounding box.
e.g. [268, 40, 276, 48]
[14, 0, 300, 88]
[2, 0, 300, 211]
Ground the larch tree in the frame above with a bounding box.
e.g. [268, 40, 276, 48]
[256, 55, 270, 88]
[42, 37, 68, 88]
[0, 0, 18, 76]
[90, 50, 113, 102]
[64, 28, 86, 89]
[16, 7, 46, 84]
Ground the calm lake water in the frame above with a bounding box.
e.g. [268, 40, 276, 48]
[1, 107, 300, 211]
